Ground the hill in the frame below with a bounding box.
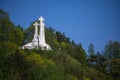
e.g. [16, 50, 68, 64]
[0, 9, 120, 80]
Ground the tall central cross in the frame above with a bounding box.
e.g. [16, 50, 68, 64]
[39, 16, 44, 23]
[38, 16, 45, 43]
[39, 16, 44, 32]
[39, 16, 44, 33]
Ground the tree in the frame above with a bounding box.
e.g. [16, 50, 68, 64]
[14, 25, 24, 45]
[103, 41, 120, 80]
[88, 43, 96, 65]
[104, 41, 120, 59]
[94, 52, 106, 73]
[0, 9, 24, 45]
[56, 31, 70, 43]
[88, 43, 95, 56]
[0, 9, 10, 41]
[73, 43, 87, 65]
[0, 9, 9, 21]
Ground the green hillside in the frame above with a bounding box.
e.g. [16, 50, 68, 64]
[0, 9, 120, 80]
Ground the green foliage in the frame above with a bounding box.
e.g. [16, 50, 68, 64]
[103, 41, 120, 80]
[14, 25, 24, 45]
[85, 67, 107, 80]
[73, 44, 87, 64]
[0, 9, 24, 45]
[88, 43, 95, 56]
[24, 24, 34, 43]
[56, 31, 70, 43]
[0, 9, 9, 21]
[104, 41, 120, 59]
[24, 52, 65, 80]
[66, 74, 78, 80]
[87, 43, 96, 68]
[0, 18, 14, 41]
[45, 27, 60, 50]
[53, 53, 86, 80]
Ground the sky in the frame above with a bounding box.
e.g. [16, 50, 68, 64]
[0, 0, 120, 53]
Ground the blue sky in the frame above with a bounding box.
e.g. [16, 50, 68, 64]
[0, 0, 120, 53]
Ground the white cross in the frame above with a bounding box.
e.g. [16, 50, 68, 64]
[33, 22, 39, 26]
[39, 16, 44, 21]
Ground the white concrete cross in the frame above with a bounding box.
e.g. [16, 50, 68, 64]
[21, 16, 52, 50]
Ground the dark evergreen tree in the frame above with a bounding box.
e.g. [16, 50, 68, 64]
[103, 41, 120, 80]
[88, 43, 97, 66]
